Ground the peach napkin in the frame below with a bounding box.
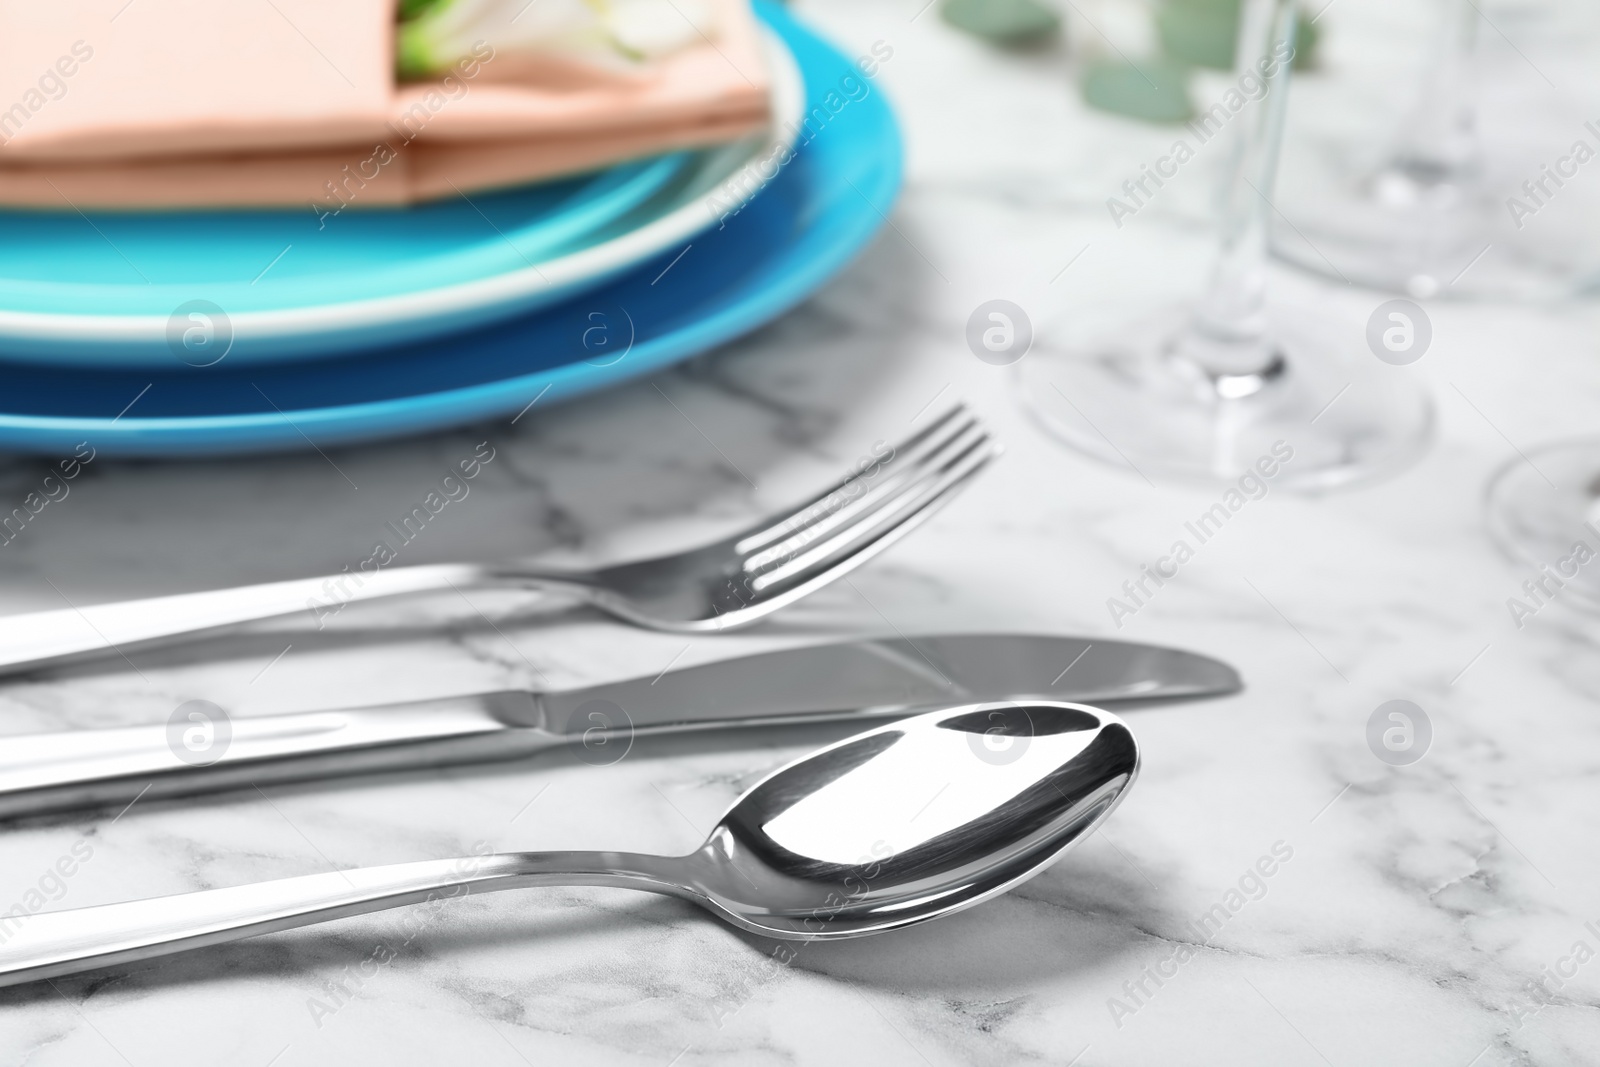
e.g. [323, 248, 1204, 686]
[0, 0, 770, 209]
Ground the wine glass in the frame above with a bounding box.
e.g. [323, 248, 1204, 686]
[1271, 0, 1600, 300]
[1018, 0, 1433, 490]
[1487, 443, 1600, 615]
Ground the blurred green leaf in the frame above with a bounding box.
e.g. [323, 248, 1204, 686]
[398, 0, 444, 21]
[1294, 18, 1320, 70]
[1080, 56, 1192, 123]
[940, 0, 1061, 47]
[1156, 0, 1319, 71]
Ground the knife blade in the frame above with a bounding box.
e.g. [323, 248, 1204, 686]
[536, 632, 1236, 732]
[0, 634, 1238, 818]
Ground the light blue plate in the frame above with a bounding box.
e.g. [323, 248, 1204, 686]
[0, 1, 902, 456]
[0, 153, 688, 314]
[0, 148, 699, 367]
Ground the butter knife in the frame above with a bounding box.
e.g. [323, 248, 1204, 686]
[0, 633, 1238, 818]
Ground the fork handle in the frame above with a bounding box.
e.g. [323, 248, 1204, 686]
[0, 563, 500, 678]
[0, 691, 559, 820]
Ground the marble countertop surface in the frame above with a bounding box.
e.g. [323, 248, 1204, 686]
[5, 1, 1600, 1064]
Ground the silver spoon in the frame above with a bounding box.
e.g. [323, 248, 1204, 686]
[0, 701, 1137, 989]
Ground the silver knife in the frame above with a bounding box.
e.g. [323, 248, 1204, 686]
[0, 633, 1238, 818]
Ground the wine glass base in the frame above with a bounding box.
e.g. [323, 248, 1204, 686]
[1486, 441, 1600, 613]
[1016, 315, 1434, 492]
[1272, 155, 1598, 301]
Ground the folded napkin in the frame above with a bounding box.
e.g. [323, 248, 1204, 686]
[0, 0, 770, 209]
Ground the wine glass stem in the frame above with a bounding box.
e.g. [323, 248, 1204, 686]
[1186, 0, 1298, 378]
[1391, 0, 1479, 174]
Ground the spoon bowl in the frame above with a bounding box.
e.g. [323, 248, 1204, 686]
[0, 701, 1137, 988]
[678, 701, 1139, 937]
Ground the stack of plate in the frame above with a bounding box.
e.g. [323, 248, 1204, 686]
[0, 2, 901, 457]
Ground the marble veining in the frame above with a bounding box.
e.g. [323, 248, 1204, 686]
[4, 0, 1600, 1063]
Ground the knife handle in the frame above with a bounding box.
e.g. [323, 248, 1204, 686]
[0, 692, 557, 820]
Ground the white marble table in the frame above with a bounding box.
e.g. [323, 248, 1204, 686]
[5, 1, 1600, 1064]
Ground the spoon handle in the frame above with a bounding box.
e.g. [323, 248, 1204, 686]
[0, 851, 673, 990]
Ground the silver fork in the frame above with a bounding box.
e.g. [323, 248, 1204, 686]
[0, 406, 998, 676]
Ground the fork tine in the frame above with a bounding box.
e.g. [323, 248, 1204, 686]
[731, 404, 974, 556]
[743, 428, 997, 595]
[741, 436, 995, 603]
[739, 412, 984, 572]
[740, 413, 988, 573]
[731, 405, 972, 556]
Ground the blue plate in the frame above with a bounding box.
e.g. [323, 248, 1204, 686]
[0, 2, 901, 457]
